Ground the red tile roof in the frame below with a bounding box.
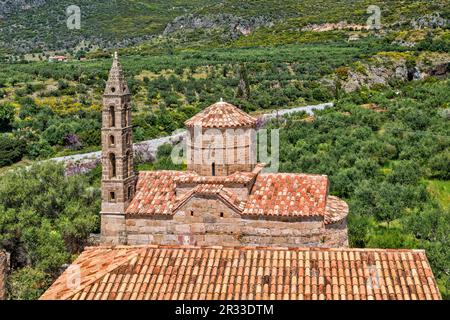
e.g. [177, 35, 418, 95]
[126, 171, 184, 216]
[243, 173, 329, 217]
[325, 196, 349, 224]
[185, 101, 257, 128]
[174, 170, 255, 186]
[126, 171, 337, 220]
[40, 245, 441, 300]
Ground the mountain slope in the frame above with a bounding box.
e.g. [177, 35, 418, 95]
[0, 0, 448, 54]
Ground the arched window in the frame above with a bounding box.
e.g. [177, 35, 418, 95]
[211, 162, 216, 176]
[109, 106, 115, 127]
[109, 153, 116, 178]
[109, 135, 115, 146]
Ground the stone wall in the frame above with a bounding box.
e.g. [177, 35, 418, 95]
[186, 127, 256, 176]
[125, 197, 348, 248]
[0, 251, 8, 300]
[324, 218, 348, 247]
[101, 214, 127, 245]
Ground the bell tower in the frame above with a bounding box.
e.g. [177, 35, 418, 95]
[100, 52, 135, 245]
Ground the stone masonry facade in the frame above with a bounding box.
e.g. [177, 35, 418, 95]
[126, 199, 347, 247]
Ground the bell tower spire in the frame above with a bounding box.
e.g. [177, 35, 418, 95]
[100, 52, 135, 245]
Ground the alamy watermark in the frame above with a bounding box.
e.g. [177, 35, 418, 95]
[366, 265, 381, 291]
[367, 5, 382, 30]
[66, 264, 81, 290]
[66, 5, 81, 30]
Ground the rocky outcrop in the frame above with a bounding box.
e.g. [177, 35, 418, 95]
[411, 13, 449, 29]
[324, 52, 450, 92]
[302, 21, 369, 32]
[163, 13, 273, 37]
[0, 0, 47, 18]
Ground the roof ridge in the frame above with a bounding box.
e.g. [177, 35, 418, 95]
[216, 188, 245, 213]
[83, 244, 427, 254]
[171, 186, 200, 213]
[171, 184, 244, 214]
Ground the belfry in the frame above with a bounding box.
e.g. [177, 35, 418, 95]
[100, 52, 136, 244]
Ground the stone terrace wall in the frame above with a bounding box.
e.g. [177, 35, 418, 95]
[125, 197, 348, 248]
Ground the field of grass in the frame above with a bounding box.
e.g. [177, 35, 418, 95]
[428, 180, 450, 211]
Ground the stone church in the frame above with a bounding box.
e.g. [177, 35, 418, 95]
[40, 54, 441, 301]
[100, 53, 348, 248]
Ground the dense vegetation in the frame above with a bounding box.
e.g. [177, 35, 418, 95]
[0, 162, 101, 299]
[269, 78, 450, 298]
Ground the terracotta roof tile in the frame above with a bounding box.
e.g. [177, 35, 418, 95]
[185, 101, 257, 128]
[174, 170, 256, 185]
[243, 173, 329, 217]
[324, 196, 349, 224]
[40, 245, 441, 300]
[127, 169, 342, 219]
[126, 171, 183, 215]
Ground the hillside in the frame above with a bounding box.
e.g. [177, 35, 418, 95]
[0, 0, 448, 56]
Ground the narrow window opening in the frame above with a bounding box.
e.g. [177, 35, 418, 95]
[124, 151, 129, 179]
[109, 135, 115, 146]
[110, 191, 116, 202]
[211, 162, 216, 176]
[128, 186, 132, 200]
[109, 106, 115, 127]
[109, 153, 116, 178]
[190, 211, 194, 216]
[220, 212, 224, 218]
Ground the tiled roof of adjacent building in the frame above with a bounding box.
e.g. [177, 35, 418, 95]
[242, 173, 328, 218]
[40, 245, 441, 300]
[126, 170, 342, 221]
[185, 100, 257, 128]
[126, 171, 184, 216]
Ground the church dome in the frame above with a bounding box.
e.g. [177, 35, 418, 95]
[185, 100, 257, 129]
